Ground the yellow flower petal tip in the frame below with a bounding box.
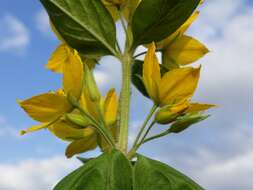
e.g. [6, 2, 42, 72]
[20, 130, 27, 136]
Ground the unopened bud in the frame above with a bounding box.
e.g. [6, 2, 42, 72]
[169, 114, 209, 133]
[66, 113, 91, 128]
[84, 64, 101, 103]
[155, 102, 189, 124]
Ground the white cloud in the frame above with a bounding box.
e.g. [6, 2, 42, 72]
[0, 156, 79, 190]
[0, 14, 30, 53]
[35, 9, 51, 36]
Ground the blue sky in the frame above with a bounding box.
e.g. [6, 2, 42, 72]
[0, 0, 253, 189]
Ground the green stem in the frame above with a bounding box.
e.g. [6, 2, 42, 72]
[142, 130, 171, 145]
[117, 54, 133, 153]
[138, 120, 156, 147]
[127, 121, 156, 159]
[132, 105, 157, 148]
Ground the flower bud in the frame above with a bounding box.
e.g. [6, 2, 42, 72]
[155, 102, 189, 124]
[66, 113, 91, 128]
[84, 64, 101, 103]
[169, 114, 209, 133]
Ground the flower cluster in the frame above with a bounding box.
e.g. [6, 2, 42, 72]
[19, 0, 215, 159]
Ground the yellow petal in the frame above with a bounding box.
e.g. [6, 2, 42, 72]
[143, 42, 161, 104]
[80, 89, 100, 120]
[20, 123, 49, 135]
[19, 93, 72, 123]
[46, 44, 72, 73]
[104, 89, 118, 126]
[164, 35, 209, 66]
[65, 134, 97, 158]
[156, 11, 200, 49]
[63, 49, 84, 99]
[187, 103, 216, 113]
[49, 120, 95, 141]
[159, 67, 200, 106]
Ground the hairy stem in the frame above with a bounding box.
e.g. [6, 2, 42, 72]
[117, 54, 133, 153]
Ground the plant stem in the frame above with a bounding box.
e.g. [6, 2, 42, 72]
[118, 54, 133, 153]
[132, 105, 157, 148]
[138, 120, 156, 147]
[127, 120, 156, 159]
[142, 130, 171, 145]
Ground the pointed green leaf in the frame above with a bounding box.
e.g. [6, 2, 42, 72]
[54, 149, 132, 190]
[132, 0, 200, 47]
[134, 154, 204, 190]
[40, 0, 117, 57]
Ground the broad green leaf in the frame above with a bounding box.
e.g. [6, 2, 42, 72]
[77, 156, 95, 164]
[134, 154, 204, 190]
[132, 0, 200, 47]
[40, 0, 117, 57]
[54, 149, 132, 190]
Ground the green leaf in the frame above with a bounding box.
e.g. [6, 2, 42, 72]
[169, 114, 209, 133]
[131, 60, 168, 98]
[40, 0, 117, 58]
[132, 0, 200, 47]
[54, 149, 132, 190]
[76, 156, 94, 164]
[133, 154, 204, 190]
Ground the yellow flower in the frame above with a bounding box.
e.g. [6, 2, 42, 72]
[65, 88, 118, 157]
[19, 49, 84, 135]
[142, 43, 200, 107]
[46, 22, 97, 73]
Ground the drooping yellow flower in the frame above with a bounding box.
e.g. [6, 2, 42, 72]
[46, 22, 97, 73]
[64, 88, 118, 157]
[142, 43, 200, 107]
[19, 49, 84, 134]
